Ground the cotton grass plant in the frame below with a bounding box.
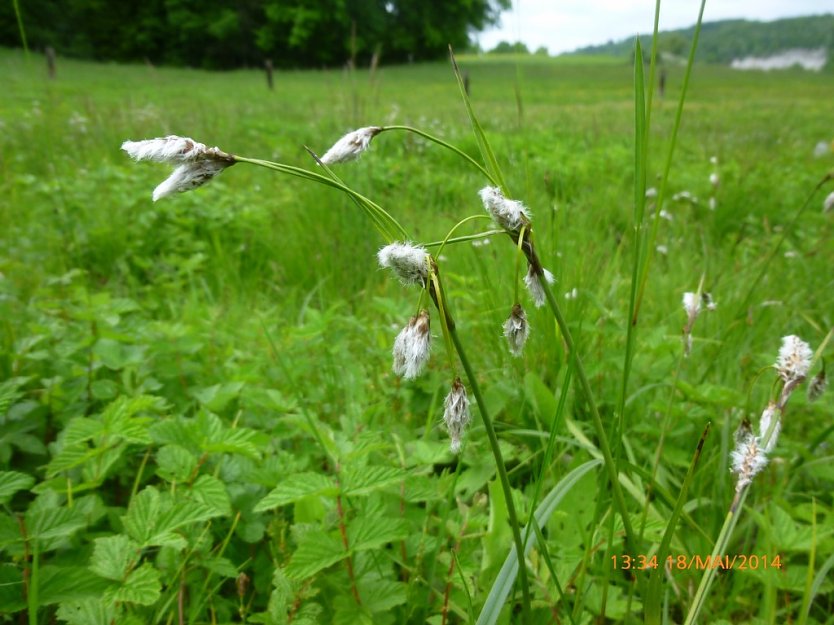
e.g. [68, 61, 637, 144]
[115, 4, 834, 621]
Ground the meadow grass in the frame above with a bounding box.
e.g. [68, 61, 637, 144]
[1, 45, 833, 624]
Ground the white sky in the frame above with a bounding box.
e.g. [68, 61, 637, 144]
[476, 0, 834, 55]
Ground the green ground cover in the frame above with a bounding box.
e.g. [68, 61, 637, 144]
[1, 46, 833, 624]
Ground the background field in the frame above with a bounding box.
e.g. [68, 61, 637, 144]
[1, 47, 833, 624]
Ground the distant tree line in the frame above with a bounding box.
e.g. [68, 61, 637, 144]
[1, 0, 509, 69]
[573, 14, 834, 65]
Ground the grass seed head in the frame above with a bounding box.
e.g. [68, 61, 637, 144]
[682, 291, 701, 320]
[478, 186, 531, 232]
[121, 135, 230, 163]
[444, 377, 470, 454]
[503, 304, 530, 357]
[152, 160, 231, 201]
[524, 265, 555, 308]
[392, 310, 431, 379]
[758, 402, 781, 453]
[320, 126, 382, 164]
[775, 335, 813, 384]
[730, 431, 768, 492]
[377, 242, 429, 286]
[807, 367, 827, 402]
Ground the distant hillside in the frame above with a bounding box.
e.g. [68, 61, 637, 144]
[569, 14, 834, 65]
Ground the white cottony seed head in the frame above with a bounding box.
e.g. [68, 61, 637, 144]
[775, 335, 813, 384]
[682, 292, 701, 320]
[377, 242, 430, 286]
[122, 135, 227, 163]
[444, 377, 471, 454]
[320, 126, 382, 165]
[730, 432, 769, 492]
[524, 265, 555, 308]
[709, 172, 719, 188]
[758, 402, 781, 453]
[823, 191, 834, 213]
[503, 304, 530, 357]
[152, 160, 231, 201]
[478, 186, 531, 232]
[710, 155, 718, 165]
[392, 310, 431, 379]
[709, 197, 717, 211]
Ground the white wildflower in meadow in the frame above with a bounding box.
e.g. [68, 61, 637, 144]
[656, 244, 668, 255]
[444, 377, 471, 454]
[524, 265, 555, 308]
[565, 287, 578, 300]
[503, 304, 529, 357]
[320, 126, 382, 164]
[645, 187, 658, 198]
[478, 186, 531, 231]
[377, 242, 429, 286]
[709, 172, 719, 188]
[121, 135, 234, 201]
[807, 368, 827, 402]
[659, 209, 673, 221]
[392, 310, 431, 379]
[709, 197, 717, 211]
[731, 431, 768, 492]
[710, 155, 718, 165]
[775, 335, 813, 384]
[758, 402, 781, 453]
[823, 191, 834, 213]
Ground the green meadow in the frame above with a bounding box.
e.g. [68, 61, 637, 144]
[1, 46, 833, 624]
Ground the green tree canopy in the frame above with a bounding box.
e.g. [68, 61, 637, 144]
[1, 0, 510, 68]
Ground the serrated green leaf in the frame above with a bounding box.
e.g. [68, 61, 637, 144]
[341, 466, 406, 496]
[105, 563, 160, 605]
[203, 427, 260, 459]
[90, 535, 140, 580]
[122, 487, 160, 545]
[358, 579, 407, 613]
[38, 566, 112, 605]
[347, 517, 409, 553]
[192, 382, 245, 412]
[57, 598, 118, 625]
[254, 473, 337, 512]
[0, 471, 35, 505]
[25, 506, 87, 544]
[155, 444, 197, 482]
[285, 530, 346, 580]
[189, 475, 231, 516]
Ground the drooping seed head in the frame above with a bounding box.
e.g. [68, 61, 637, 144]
[320, 126, 382, 165]
[152, 160, 231, 202]
[524, 265, 555, 308]
[392, 310, 431, 379]
[478, 186, 531, 232]
[121, 135, 230, 163]
[443, 377, 471, 454]
[682, 292, 701, 320]
[757, 402, 781, 453]
[807, 367, 827, 402]
[377, 242, 430, 286]
[503, 304, 530, 357]
[775, 335, 813, 384]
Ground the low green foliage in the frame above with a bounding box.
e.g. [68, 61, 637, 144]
[1, 42, 833, 624]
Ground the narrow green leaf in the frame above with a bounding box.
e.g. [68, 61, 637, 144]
[254, 473, 337, 512]
[476, 459, 602, 625]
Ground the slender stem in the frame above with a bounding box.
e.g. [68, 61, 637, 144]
[380, 125, 499, 186]
[423, 229, 504, 248]
[683, 487, 749, 625]
[435, 215, 493, 259]
[538, 277, 636, 550]
[448, 325, 532, 622]
[336, 492, 362, 605]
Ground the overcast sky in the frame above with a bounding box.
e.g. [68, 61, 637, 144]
[476, 0, 833, 55]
